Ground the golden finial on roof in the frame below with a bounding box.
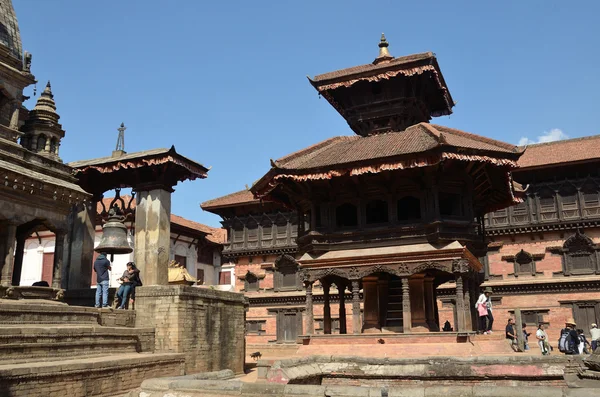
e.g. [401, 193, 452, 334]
[373, 33, 394, 65]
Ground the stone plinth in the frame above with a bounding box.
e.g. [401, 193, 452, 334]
[135, 189, 171, 285]
[134, 285, 247, 374]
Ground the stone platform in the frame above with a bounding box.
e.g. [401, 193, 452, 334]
[295, 332, 515, 358]
[0, 300, 184, 397]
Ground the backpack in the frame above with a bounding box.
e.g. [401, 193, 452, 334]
[558, 328, 572, 353]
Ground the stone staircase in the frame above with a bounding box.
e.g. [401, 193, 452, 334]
[0, 300, 185, 397]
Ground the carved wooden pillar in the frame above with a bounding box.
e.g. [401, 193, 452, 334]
[424, 276, 438, 331]
[323, 279, 332, 334]
[401, 277, 412, 333]
[52, 229, 66, 289]
[351, 279, 362, 334]
[11, 233, 27, 286]
[469, 276, 479, 331]
[362, 276, 380, 332]
[0, 222, 17, 287]
[455, 275, 466, 332]
[304, 281, 315, 335]
[338, 282, 347, 334]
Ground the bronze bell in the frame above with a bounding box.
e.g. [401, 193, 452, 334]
[95, 213, 133, 255]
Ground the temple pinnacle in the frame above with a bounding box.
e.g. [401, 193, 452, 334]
[373, 33, 393, 64]
[42, 81, 53, 97]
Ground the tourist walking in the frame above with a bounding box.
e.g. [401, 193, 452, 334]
[558, 319, 580, 355]
[93, 252, 111, 308]
[475, 287, 494, 334]
[505, 318, 518, 351]
[522, 323, 531, 351]
[577, 329, 591, 354]
[536, 323, 551, 355]
[591, 323, 600, 352]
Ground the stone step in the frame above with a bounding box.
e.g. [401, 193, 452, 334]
[0, 352, 185, 397]
[0, 301, 135, 327]
[0, 325, 154, 362]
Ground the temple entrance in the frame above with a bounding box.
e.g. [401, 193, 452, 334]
[362, 271, 446, 333]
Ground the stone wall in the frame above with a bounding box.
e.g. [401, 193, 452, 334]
[134, 285, 247, 374]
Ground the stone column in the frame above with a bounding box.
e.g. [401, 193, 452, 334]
[409, 274, 427, 330]
[338, 282, 347, 334]
[351, 280, 361, 334]
[67, 201, 97, 289]
[11, 234, 26, 286]
[463, 276, 473, 331]
[455, 275, 466, 332]
[401, 277, 412, 333]
[52, 230, 66, 289]
[0, 222, 17, 287]
[322, 280, 332, 334]
[135, 188, 172, 285]
[424, 276, 439, 331]
[304, 281, 315, 335]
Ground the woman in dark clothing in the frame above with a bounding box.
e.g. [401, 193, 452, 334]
[116, 262, 141, 309]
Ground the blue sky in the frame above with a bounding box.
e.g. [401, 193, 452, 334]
[15, 0, 600, 227]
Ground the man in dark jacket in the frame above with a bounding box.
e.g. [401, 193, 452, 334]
[93, 252, 111, 308]
[563, 319, 580, 355]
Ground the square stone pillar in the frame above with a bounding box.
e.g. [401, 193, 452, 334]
[52, 229, 66, 289]
[304, 281, 315, 335]
[11, 233, 26, 286]
[362, 276, 380, 333]
[135, 188, 171, 285]
[67, 202, 97, 289]
[338, 283, 347, 334]
[455, 275, 466, 332]
[0, 222, 17, 287]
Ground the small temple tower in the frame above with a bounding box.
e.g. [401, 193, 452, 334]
[20, 82, 65, 161]
[253, 36, 524, 336]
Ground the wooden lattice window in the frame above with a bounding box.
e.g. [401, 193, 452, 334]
[511, 202, 529, 224]
[261, 219, 273, 240]
[515, 250, 535, 275]
[509, 309, 549, 326]
[231, 219, 244, 249]
[562, 230, 598, 275]
[491, 208, 508, 226]
[244, 272, 259, 292]
[560, 187, 580, 219]
[219, 271, 231, 285]
[582, 183, 600, 217]
[274, 255, 300, 292]
[538, 190, 557, 221]
[246, 320, 266, 335]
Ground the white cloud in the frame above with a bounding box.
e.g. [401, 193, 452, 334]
[518, 128, 569, 146]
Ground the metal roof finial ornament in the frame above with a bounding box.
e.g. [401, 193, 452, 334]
[373, 33, 394, 65]
[112, 123, 127, 157]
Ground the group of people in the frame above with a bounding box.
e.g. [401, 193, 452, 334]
[476, 287, 599, 355]
[93, 252, 142, 309]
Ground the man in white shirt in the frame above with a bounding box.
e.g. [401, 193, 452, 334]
[591, 323, 600, 352]
[475, 287, 493, 334]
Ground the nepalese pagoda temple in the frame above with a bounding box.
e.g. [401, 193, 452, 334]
[251, 35, 526, 335]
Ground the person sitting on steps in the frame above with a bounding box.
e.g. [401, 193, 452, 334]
[116, 262, 140, 309]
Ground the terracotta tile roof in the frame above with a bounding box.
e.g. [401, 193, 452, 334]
[97, 195, 225, 244]
[311, 52, 434, 83]
[201, 189, 258, 210]
[517, 135, 600, 170]
[273, 123, 520, 171]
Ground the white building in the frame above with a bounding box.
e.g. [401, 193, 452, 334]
[19, 196, 234, 290]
